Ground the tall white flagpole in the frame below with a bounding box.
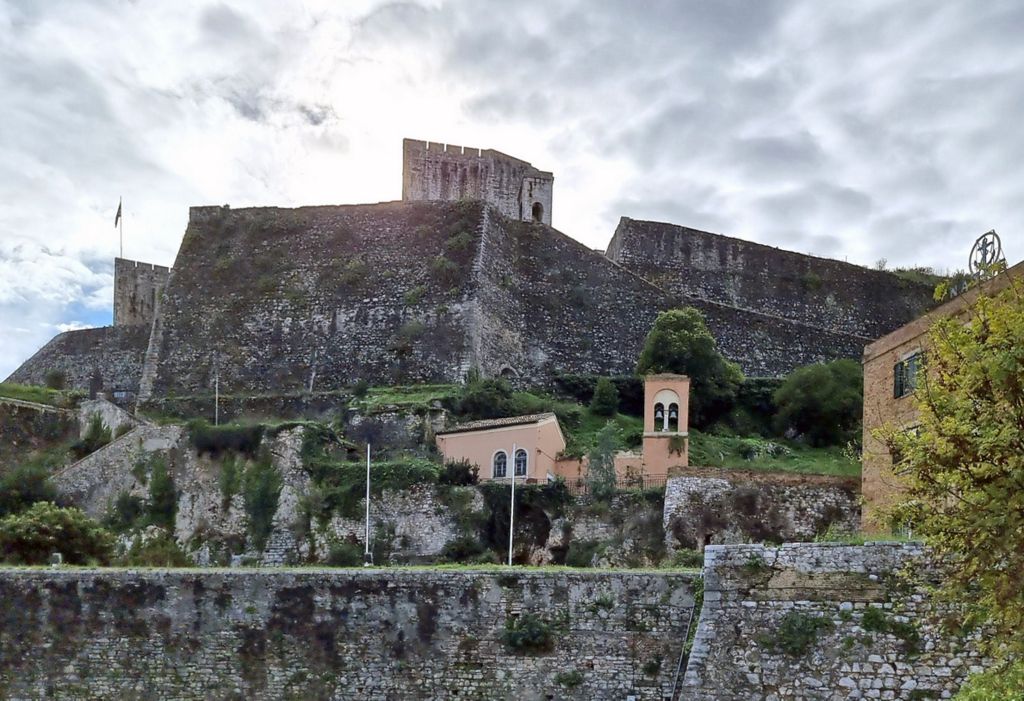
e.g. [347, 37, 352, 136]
[507, 442, 517, 566]
[364, 443, 372, 566]
[119, 197, 123, 258]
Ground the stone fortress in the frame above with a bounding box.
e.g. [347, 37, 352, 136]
[7, 138, 937, 408]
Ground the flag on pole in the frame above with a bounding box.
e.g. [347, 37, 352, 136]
[114, 199, 122, 228]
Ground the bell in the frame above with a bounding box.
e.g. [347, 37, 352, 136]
[655, 407, 664, 419]
[669, 408, 678, 419]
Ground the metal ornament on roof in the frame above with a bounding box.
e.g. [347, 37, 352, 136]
[969, 230, 1005, 279]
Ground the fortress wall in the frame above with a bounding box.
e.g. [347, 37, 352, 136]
[607, 217, 936, 340]
[663, 470, 860, 551]
[0, 400, 77, 469]
[683, 543, 984, 699]
[113, 257, 169, 327]
[0, 569, 697, 701]
[4, 325, 150, 398]
[143, 202, 483, 399]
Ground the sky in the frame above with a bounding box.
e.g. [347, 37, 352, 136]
[1, 0, 1023, 379]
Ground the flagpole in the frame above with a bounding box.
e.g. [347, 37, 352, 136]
[119, 197, 123, 258]
[508, 442, 517, 566]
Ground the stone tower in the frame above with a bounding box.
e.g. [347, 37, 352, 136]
[401, 138, 553, 225]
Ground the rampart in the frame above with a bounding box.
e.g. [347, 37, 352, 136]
[0, 399, 77, 468]
[402, 138, 553, 225]
[0, 568, 697, 700]
[606, 217, 937, 340]
[113, 257, 169, 326]
[4, 325, 150, 400]
[663, 469, 860, 550]
[683, 543, 984, 699]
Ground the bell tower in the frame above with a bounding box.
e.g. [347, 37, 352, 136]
[641, 374, 690, 473]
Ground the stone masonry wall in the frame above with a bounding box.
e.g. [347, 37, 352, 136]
[402, 138, 553, 225]
[683, 543, 984, 700]
[0, 399, 77, 469]
[113, 257, 169, 327]
[0, 568, 696, 700]
[663, 470, 860, 550]
[606, 217, 936, 341]
[5, 325, 150, 397]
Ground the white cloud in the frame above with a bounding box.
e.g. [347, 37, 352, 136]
[3, 0, 1024, 378]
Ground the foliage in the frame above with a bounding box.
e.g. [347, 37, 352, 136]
[103, 492, 145, 533]
[440, 536, 492, 563]
[586, 422, 619, 501]
[773, 359, 863, 447]
[188, 420, 264, 458]
[120, 530, 193, 567]
[0, 382, 75, 407]
[454, 376, 521, 419]
[760, 611, 834, 656]
[589, 377, 619, 416]
[146, 457, 177, 530]
[860, 606, 921, 653]
[326, 540, 364, 567]
[0, 464, 57, 518]
[71, 413, 112, 458]
[0, 502, 114, 565]
[308, 457, 441, 519]
[352, 378, 370, 398]
[242, 455, 283, 551]
[953, 659, 1024, 700]
[430, 255, 460, 287]
[479, 481, 572, 560]
[669, 548, 704, 569]
[636, 307, 744, 427]
[884, 282, 1024, 657]
[565, 539, 604, 568]
[43, 369, 66, 390]
[403, 284, 427, 306]
[688, 428, 860, 477]
[501, 613, 555, 653]
[219, 454, 242, 507]
[439, 459, 478, 486]
[554, 670, 584, 687]
[554, 374, 645, 415]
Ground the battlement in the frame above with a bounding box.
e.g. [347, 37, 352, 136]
[113, 257, 170, 327]
[402, 137, 553, 225]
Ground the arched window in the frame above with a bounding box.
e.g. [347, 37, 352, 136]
[668, 403, 679, 432]
[654, 403, 665, 432]
[531, 202, 544, 223]
[514, 449, 528, 477]
[493, 451, 507, 478]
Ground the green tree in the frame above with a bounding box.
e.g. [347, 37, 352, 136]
[773, 359, 863, 446]
[954, 660, 1024, 700]
[886, 281, 1024, 660]
[636, 308, 743, 426]
[0, 464, 57, 517]
[0, 502, 114, 565]
[243, 456, 283, 551]
[586, 422, 619, 500]
[589, 377, 619, 416]
[146, 458, 177, 530]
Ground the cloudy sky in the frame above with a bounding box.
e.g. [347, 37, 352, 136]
[2, 0, 1022, 378]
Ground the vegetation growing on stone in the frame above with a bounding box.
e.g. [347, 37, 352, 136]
[0, 502, 114, 565]
[586, 422, 619, 501]
[760, 611, 834, 656]
[0, 463, 58, 518]
[71, 413, 112, 458]
[501, 612, 555, 653]
[147, 457, 177, 531]
[188, 420, 265, 458]
[242, 454, 283, 550]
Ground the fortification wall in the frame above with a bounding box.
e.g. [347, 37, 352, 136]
[0, 568, 697, 700]
[663, 469, 860, 550]
[140, 202, 483, 401]
[683, 543, 984, 699]
[402, 138, 553, 225]
[606, 217, 937, 340]
[0, 399, 77, 469]
[113, 257, 169, 326]
[5, 325, 150, 399]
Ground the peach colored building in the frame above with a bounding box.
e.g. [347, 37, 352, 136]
[435, 413, 566, 483]
[552, 374, 692, 485]
[862, 260, 1024, 531]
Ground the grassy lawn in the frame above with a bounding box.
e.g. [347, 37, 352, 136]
[0, 383, 73, 407]
[688, 428, 860, 477]
[355, 384, 460, 412]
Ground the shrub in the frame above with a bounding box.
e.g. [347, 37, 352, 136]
[589, 377, 619, 416]
[554, 670, 584, 687]
[71, 413, 112, 458]
[313, 458, 441, 519]
[565, 539, 603, 568]
[146, 458, 177, 530]
[103, 492, 145, 533]
[43, 369, 66, 390]
[586, 422, 619, 501]
[440, 536, 489, 563]
[0, 502, 114, 565]
[403, 285, 427, 306]
[219, 454, 242, 507]
[242, 456, 283, 551]
[326, 540, 364, 567]
[861, 606, 921, 653]
[188, 420, 264, 458]
[439, 459, 478, 486]
[455, 377, 519, 419]
[773, 359, 862, 446]
[0, 464, 57, 518]
[430, 255, 460, 287]
[501, 613, 554, 653]
[761, 611, 834, 656]
[954, 660, 1024, 700]
[121, 531, 193, 567]
[669, 548, 704, 568]
[636, 307, 743, 427]
[352, 378, 370, 398]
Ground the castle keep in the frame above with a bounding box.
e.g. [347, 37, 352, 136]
[6, 139, 937, 406]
